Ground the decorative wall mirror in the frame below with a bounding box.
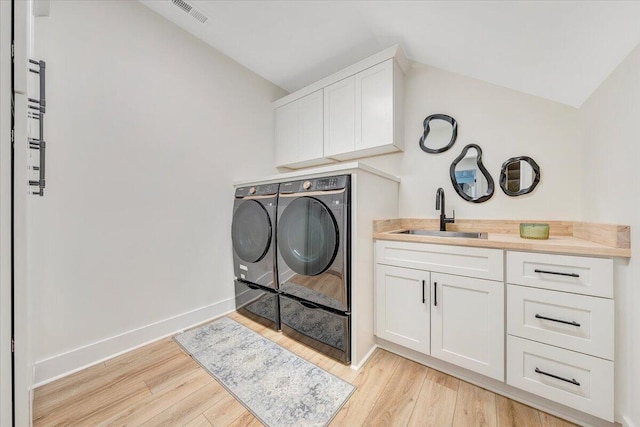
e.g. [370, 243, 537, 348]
[419, 114, 458, 154]
[450, 143, 494, 203]
[499, 156, 541, 196]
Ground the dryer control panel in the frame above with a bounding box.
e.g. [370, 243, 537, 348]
[235, 183, 279, 198]
[280, 175, 349, 194]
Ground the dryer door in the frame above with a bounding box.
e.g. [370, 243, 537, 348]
[232, 200, 272, 263]
[277, 196, 339, 277]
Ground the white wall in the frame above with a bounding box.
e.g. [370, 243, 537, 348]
[579, 44, 640, 427]
[31, 0, 285, 384]
[365, 63, 582, 220]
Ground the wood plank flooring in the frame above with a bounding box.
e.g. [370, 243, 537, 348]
[33, 312, 579, 427]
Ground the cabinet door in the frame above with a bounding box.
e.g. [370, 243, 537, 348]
[297, 90, 324, 162]
[274, 91, 323, 167]
[431, 273, 504, 380]
[275, 101, 298, 167]
[323, 76, 355, 157]
[375, 265, 430, 354]
[355, 59, 393, 151]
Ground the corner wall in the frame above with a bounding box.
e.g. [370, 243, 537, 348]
[579, 43, 640, 427]
[364, 63, 582, 220]
[31, 0, 285, 385]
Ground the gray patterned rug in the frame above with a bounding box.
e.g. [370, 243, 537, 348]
[174, 317, 355, 427]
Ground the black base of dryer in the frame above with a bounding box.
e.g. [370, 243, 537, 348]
[279, 294, 350, 364]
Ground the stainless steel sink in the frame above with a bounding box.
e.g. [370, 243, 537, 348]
[394, 229, 488, 239]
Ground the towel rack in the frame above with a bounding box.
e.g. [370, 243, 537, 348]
[28, 58, 46, 196]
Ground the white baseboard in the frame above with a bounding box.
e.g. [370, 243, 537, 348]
[622, 416, 637, 427]
[33, 297, 235, 387]
[350, 344, 378, 371]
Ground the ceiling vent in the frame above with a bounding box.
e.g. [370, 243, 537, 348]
[171, 0, 208, 24]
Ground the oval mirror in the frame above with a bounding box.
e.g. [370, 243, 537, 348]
[419, 114, 458, 154]
[450, 144, 494, 203]
[499, 156, 540, 196]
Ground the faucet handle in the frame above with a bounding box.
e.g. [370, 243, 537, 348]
[445, 210, 456, 225]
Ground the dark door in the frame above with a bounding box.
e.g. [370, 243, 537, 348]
[277, 197, 339, 277]
[231, 200, 272, 263]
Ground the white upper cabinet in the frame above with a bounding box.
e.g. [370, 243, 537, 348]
[325, 59, 403, 160]
[356, 60, 394, 152]
[274, 90, 327, 168]
[356, 59, 404, 158]
[297, 91, 325, 164]
[274, 45, 409, 168]
[323, 77, 355, 157]
[275, 99, 298, 167]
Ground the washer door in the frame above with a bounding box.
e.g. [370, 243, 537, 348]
[277, 197, 338, 276]
[232, 200, 272, 263]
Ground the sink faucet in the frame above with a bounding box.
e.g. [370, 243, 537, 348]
[435, 188, 455, 231]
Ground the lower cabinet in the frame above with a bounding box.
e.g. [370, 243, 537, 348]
[375, 241, 616, 423]
[431, 273, 504, 381]
[374, 253, 504, 380]
[505, 251, 615, 422]
[375, 264, 430, 353]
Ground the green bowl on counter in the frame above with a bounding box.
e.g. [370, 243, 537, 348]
[519, 223, 550, 240]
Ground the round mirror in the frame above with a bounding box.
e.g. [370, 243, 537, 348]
[419, 114, 458, 154]
[499, 156, 540, 196]
[450, 144, 494, 203]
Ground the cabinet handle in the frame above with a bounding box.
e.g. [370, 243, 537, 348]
[422, 280, 425, 304]
[534, 368, 580, 386]
[534, 269, 580, 278]
[535, 314, 581, 327]
[433, 282, 438, 306]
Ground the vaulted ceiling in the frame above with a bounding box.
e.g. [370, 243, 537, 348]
[140, 0, 640, 107]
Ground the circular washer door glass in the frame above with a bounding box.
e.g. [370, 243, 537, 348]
[277, 197, 338, 276]
[232, 200, 272, 263]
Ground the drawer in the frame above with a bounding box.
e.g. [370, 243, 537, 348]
[280, 294, 350, 363]
[376, 240, 503, 281]
[506, 251, 613, 298]
[507, 285, 614, 360]
[507, 336, 614, 422]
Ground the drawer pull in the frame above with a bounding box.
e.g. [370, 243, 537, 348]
[422, 280, 426, 304]
[433, 282, 438, 306]
[534, 368, 581, 386]
[535, 314, 581, 327]
[534, 269, 580, 278]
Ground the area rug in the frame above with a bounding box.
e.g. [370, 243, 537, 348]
[174, 317, 355, 427]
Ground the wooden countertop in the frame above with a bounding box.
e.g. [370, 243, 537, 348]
[373, 219, 631, 258]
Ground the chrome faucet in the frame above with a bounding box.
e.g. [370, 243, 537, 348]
[435, 188, 455, 231]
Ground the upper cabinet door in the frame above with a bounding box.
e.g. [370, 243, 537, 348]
[297, 90, 324, 163]
[323, 76, 355, 157]
[356, 59, 394, 151]
[275, 90, 325, 168]
[275, 101, 299, 167]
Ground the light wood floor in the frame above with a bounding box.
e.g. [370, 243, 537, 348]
[33, 312, 578, 427]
